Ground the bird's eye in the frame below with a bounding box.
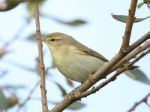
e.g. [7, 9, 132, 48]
[49, 38, 61, 42]
[50, 38, 55, 41]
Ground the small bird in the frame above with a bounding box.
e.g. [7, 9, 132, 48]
[42, 32, 150, 86]
[42, 32, 109, 83]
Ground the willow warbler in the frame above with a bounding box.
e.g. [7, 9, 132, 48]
[43, 32, 109, 82]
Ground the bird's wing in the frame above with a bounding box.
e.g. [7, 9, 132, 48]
[70, 39, 109, 62]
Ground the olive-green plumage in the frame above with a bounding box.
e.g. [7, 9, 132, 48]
[43, 32, 108, 82]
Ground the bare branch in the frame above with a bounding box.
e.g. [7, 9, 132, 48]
[3, 19, 31, 49]
[50, 38, 149, 112]
[33, 1, 48, 112]
[50, 39, 149, 112]
[49, 28, 149, 112]
[120, 0, 138, 51]
[75, 43, 150, 98]
[129, 31, 150, 51]
[112, 41, 150, 71]
[49, 1, 150, 111]
[128, 92, 150, 112]
[17, 81, 39, 112]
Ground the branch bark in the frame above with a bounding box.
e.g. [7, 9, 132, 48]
[128, 92, 150, 112]
[34, 1, 48, 112]
[49, 1, 150, 112]
[50, 37, 149, 112]
[79, 48, 150, 98]
[120, 0, 138, 52]
[112, 40, 150, 71]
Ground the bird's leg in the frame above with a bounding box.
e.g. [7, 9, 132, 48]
[88, 73, 95, 83]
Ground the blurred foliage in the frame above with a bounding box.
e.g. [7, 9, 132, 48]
[48, 17, 87, 26]
[111, 13, 150, 23]
[26, 0, 45, 15]
[138, 0, 150, 9]
[48, 81, 86, 110]
[68, 101, 85, 110]
[0, 0, 149, 112]
[27, 33, 46, 42]
[53, 81, 67, 97]
[0, 0, 24, 11]
[125, 68, 150, 86]
[0, 0, 45, 11]
[48, 100, 85, 111]
[56, 19, 87, 26]
[0, 0, 87, 28]
[0, 90, 18, 111]
[0, 48, 7, 58]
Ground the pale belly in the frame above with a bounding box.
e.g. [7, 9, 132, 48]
[54, 53, 106, 82]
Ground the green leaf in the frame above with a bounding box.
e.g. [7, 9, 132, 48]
[1, 85, 26, 90]
[125, 68, 150, 85]
[48, 100, 85, 110]
[138, 2, 145, 8]
[27, 33, 37, 41]
[144, 0, 150, 3]
[26, 33, 46, 42]
[138, 0, 150, 8]
[68, 101, 85, 110]
[62, 19, 87, 26]
[0, 0, 23, 11]
[0, 91, 18, 110]
[5, 96, 18, 109]
[53, 82, 67, 96]
[26, 0, 45, 15]
[48, 16, 87, 26]
[0, 90, 7, 110]
[111, 13, 150, 23]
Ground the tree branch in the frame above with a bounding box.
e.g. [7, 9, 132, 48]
[129, 31, 150, 51]
[128, 92, 150, 112]
[79, 48, 150, 98]
[49, 1, 150, 111]
[112, 40, 150, 71]
[120, 0, 138, 52]
[34, 1, 48, 112]
[50, 35, 149, 112]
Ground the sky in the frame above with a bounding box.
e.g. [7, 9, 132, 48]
[0, 0, 150, 112]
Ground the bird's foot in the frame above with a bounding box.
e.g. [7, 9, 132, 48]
[88, 73, 95, 83]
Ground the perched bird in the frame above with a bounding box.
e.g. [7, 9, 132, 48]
[43, 32, 150, 85]
[42, 32, 108, 83]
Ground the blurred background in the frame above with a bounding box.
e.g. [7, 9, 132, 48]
[0, 0, 150, 112]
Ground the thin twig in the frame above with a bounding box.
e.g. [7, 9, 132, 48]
[17, 81, 40, 112]
[128, 92, 150, 112]
[34, 1, 48, 112]
[3, 19, 31, 49]
[129, 31, 150, 51]
[0, 70, 8, 78]
[112, 41, 150, 71]
[120, 0, 138, 52]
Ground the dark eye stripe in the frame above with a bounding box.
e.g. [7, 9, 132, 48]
[50, 39, 55, 41]
[49, 38, 61, 41]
